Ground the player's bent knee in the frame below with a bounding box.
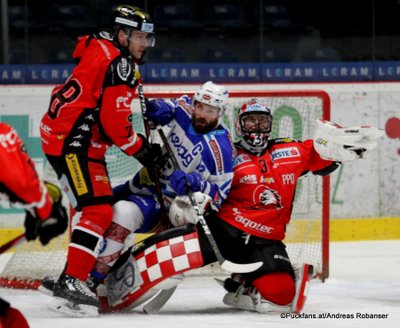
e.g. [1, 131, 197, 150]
[80, 204, 114, 234]
[252, 272, 295, 306]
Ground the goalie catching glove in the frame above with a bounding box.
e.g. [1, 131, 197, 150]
[313, 119, 384, 161]
[169, 192, 211, 227]
[24, 181, 68, 245]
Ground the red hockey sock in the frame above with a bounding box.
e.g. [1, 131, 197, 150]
[65, 204, 113, 281]
[252, 272, 295, 305]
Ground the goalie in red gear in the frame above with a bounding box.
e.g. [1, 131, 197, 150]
[199, 99, 382, 313]
[39, 4, 161, 316]
[0, 122, 69, 327]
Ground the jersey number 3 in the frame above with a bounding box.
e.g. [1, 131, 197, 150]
[258, 158, 268, 173]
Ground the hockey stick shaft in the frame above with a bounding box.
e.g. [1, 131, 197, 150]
[0, 232, 25, 254]
[137, 84, 169, 229]
[157, 128, 262, 273]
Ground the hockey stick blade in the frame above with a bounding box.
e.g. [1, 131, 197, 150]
[143, 286, 177, 314]
[220, 259, 262, 273]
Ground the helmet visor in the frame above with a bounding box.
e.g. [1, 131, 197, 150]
[127, 30, 156, 47]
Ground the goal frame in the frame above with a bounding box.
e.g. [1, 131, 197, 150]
[0, 89, 331, 288]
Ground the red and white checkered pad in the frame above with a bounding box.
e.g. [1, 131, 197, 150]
[135, 231, 203, 284]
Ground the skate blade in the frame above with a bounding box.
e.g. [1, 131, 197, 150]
[38, 285, 54, 297]
[48, 297, 99, 317]
[223, 293, 255, 311]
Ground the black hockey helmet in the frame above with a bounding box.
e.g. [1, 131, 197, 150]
[112, 5, 155, 46]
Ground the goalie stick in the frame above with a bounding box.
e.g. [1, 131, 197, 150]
[158, 128, 262, 274]
[142, 286, 177, 314]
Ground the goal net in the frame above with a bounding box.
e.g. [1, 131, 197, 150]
[0, 90, 330, 288]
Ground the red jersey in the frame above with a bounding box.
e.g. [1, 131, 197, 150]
[40, 32, 143, 159]
[0, 123, 52, 220]
[217, 138, 337, 241]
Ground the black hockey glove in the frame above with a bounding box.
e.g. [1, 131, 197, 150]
[133, 134, 164, 169]
[24, 182, 68, 245]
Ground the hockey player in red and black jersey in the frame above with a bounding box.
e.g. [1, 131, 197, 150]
[192, 100, 383, 314]
[0, 122, 68, 327]
[39, 4, 162, 316]
[105, 99, 381, 315]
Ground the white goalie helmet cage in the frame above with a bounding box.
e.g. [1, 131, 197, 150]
[193, 81, 229, 118]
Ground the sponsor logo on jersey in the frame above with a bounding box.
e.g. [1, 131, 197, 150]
[233, 153, 252, 167]
[130, 70, 141, 87]
[0, 129, 17, 148]
[78, 124, 90, 132]
[65, 153, 88, 196]
[170, 130, 204, 168]
[209, 139, 223, 173]
[232, 208, 274, 234]
[91, 141, 102, 148]
[117, 58, 132, 81]
[85, 114, 95, 121]
[271, 147, 300, 160]
[116, 96, 131, 109]
[260, 176, 275, 184]
[275, 137, 296, 143]
[314, 137, 328, 146]
[69, 141, 82, 148]
[239, 174, 257, 184]
[40, 122, 52, 135]
[95, 175, 109, 183]
[282, 173, 295, 184]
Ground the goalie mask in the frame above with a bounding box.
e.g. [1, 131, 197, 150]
[236, 100, 273, 153]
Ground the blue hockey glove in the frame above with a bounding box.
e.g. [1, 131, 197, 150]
[169, 170, 203, 195]
[145, 99, 174, 126]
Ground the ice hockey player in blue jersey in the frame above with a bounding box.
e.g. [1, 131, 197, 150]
[91, 81, 234, 281]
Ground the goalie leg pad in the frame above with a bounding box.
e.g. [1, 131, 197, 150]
[252, 272, 295, 306]
[291, 263, 313, 313]
[100, 225, 203, 313]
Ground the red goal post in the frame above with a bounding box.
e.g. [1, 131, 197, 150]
[0, 89, 330, 289]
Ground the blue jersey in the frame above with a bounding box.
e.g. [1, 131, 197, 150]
[159, 96, 234, 210]
[117, 95, 234, 213]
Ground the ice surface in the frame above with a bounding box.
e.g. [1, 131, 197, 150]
[1, 240, 399, 328]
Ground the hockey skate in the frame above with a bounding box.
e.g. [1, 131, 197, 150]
[221, 275, 291, 313]
[48, 274, 100, 317]
[39, 275, 100, 297]
[220, 264, 313, 314]
[38, 276, 56, 296]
